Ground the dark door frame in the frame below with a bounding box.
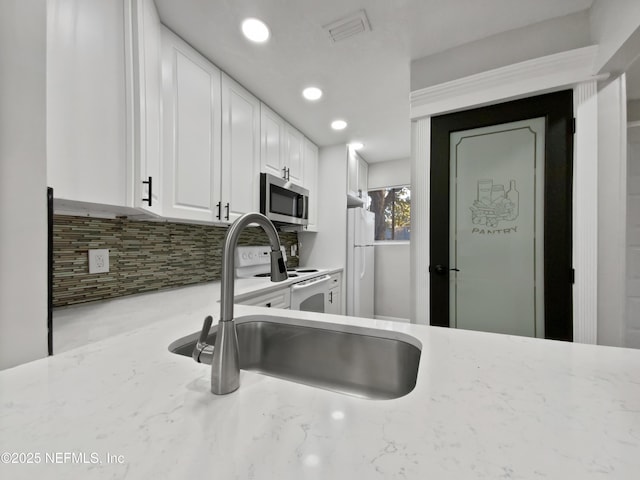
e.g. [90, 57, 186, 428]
[430, 90, 574, 341]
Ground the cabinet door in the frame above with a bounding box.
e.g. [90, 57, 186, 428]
[326, 273, 342, 314]
[347, 148, 359, 198]
[303, 138, 319, 231]
[357, 155, 368, 201]
[260, 104, 286, 179]
[47, 0, 129, 206]
[132, 0, 162, 215]
[285, 125, 304, 185]
[161, 28, 222, 222]
[327, 287, 341, 314]
[221, 74, 261, 223]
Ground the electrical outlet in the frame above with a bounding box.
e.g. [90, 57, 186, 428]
[88, 249, 109, 274]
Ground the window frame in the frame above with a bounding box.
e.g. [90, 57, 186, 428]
[368, 184, 411, 244]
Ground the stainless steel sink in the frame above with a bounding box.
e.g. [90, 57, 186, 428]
[169, 315, 421, 400]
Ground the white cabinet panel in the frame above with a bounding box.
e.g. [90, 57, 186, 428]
[357, 155, 368, 201]
[326, 273, 342, 314]
[260, 104, 305, 187]
[285, 125, 304, 185]
[347, 148, 359, 198]
[132, 0, 162, 215]
[47, 0, 128, 206]
[303, 138, 319, 231]
[162, 29, 221, 222]
[221, 74, 261, 223]
[260, 104, 285, 179]
[347, 148, 368, 205]
[47, 0, 163, 215]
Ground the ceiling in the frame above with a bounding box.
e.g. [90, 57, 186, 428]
[154, 0, 594, 163]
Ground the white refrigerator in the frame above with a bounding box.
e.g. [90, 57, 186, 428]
[346, 208, 375, 318]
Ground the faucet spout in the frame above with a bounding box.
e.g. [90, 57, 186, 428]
[211, 212, 288, 395]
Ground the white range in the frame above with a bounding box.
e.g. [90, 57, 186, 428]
[235, 245, 338, 313]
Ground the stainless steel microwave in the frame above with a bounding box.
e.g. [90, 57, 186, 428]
[260, 173, 309, 226]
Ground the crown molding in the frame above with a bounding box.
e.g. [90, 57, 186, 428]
[410, 46, 600, 119]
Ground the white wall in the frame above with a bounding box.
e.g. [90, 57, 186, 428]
[299, 144, 348, 270]
[597, 75, 628, 347]
[590, 0, 640, 73]
[411, 11, 591, 91]
[368, 158, 411, 190]
[629, 100, 640, 122]
[368, 158, 411, 321]
[627, 126, 640, 348]
[0, 0, 48, 369]
[374, 244, 411, 321]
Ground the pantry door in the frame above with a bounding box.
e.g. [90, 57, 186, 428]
[429, 90, 573, 341]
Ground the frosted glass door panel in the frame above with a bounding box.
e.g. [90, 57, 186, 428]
[449, 118, 545, 338]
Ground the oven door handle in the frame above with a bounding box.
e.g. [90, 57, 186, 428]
[291, 275, 331, 290]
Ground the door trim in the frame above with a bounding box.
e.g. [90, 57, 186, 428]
[410, 52, 607, 344]
[429, 90, 574, 341]
[410, 46, 598, 119]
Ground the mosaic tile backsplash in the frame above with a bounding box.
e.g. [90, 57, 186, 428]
[53, 215, 299, 307]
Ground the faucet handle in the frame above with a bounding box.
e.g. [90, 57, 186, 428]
[192, 316, 214, 364]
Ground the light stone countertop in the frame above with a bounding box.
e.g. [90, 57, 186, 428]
[1, 282, 640, 479]
[51, 268, 342, 353]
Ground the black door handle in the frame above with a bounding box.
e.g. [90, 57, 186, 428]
[430, 265, 460, 275]
[142, 176, 152, 206]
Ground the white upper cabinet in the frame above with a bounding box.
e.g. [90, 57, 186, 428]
[347, 148, 359, 199]
[347, 148, 368, 206]
[284, 125, 304, 185]
[260, 104, 306, 186]
[260, 104, 287, 180]
[161, 28, 222, 223]
[132, 0, 163, 215]
[303, 138, 319, 232]
[357, 155, 369, 201]
[47, 0, 129, 207]
[47, 0, 163, 214]
[220, 73, 261, 223]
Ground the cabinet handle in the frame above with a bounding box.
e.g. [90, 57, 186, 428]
[329, 291, 333, 303]
[225, 203, 230, 221]
[266, 302, 271, 308]
[216, 202, 221, 220]
[287, 167, 290, 181]
[282, 166, 288, 180]
[142, 176, 152, 206]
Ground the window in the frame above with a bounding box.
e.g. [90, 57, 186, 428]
[368, 186, 411, 241]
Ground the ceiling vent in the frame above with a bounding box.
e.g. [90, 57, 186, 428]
[323, 10, 371, 43]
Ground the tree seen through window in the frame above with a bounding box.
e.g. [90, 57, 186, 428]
[368, 186, 410, 241]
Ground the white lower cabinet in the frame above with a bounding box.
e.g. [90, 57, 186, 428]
[161, 28, 222, 223]
[326, 273, 342, 314]
[239, 288, 291, 309]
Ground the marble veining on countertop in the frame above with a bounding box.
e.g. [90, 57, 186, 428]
[1, 283, 640, 479]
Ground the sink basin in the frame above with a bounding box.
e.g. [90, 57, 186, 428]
[169, 315, 421, 400]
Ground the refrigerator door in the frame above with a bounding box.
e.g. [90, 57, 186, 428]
[350, 245, 375, 318]
[355, 208, 375, 246]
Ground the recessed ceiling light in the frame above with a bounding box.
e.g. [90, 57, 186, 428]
[331, 120, 347, 130]
[348, 142, 364, 150]
[241, 18, 270, 43]
[302, 87, 323, 101]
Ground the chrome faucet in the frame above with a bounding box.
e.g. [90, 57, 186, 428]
[192, 213, 288, 395]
